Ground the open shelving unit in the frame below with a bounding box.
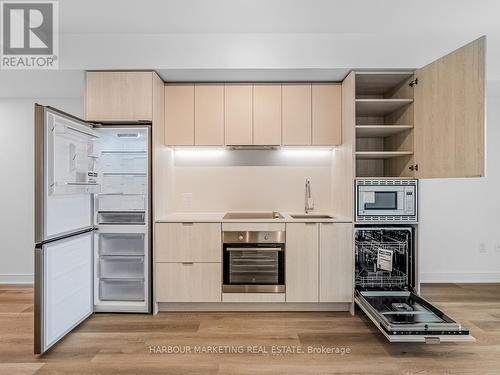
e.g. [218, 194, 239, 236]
[355, 72, 416, 178]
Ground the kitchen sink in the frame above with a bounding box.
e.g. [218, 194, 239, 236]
[223, 211, 284, 220]
[290, 214, 334, 219]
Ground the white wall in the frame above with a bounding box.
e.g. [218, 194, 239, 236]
[419, 83, 500, 282]
[0, 99, 82, 283]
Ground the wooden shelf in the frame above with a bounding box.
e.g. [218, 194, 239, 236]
[356, 99, 413, 116]
[355, 72, 414, 96]
[356, 125, 413, 138]
[356, 151, 413, 160]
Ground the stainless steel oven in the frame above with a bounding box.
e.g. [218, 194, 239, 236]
[222, 231, 285, 293]
[356, 179, 417, 223]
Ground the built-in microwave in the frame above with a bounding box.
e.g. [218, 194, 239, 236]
[355, 179, 417, 223]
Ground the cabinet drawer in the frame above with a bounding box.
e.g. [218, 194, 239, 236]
[156, 263, 221, 302]
[155, 223, 221, 262]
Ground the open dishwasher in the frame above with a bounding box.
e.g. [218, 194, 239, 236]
[355, 226, 474, 343]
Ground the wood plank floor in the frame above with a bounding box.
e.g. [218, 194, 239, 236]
[1, 283, 499, 374]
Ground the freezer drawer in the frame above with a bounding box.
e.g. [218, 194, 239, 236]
[355, 290, 475, 343]
[97, 211, 145, 225]
[99, 256, 144, 279]
[98, 233, 145, 256]
[99, 279, 145, 301]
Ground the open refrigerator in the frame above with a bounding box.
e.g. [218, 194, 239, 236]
[34, 105, 151, 355]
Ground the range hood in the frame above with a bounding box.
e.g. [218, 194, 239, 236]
[227, 145, 280, 150]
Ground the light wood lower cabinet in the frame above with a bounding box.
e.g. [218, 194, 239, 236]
[156, 263, 221, 302]
[155, 223, 221, 262]
[319, 223, 353, 303]
[285, 223, 319, 302]
[285, 222, 353, 304]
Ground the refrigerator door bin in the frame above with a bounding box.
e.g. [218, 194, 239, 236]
[47, 111, 100, 195]
[99, 233, 145, 256]
[99, 279, 145, 301]
[99, 256, 144, 279]
[97, 211, 145, 225]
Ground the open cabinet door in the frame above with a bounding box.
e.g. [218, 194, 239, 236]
[414, 36, 485, 178]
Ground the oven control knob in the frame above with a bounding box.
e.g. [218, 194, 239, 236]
[264, 233, 269, 241]
[238, 234, 244, 241]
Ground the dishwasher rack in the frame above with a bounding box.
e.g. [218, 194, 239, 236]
[355, 228, 411, 289]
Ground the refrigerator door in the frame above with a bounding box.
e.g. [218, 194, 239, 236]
[35, 104, 99, 243]
[355, 290, 475, 343]
[34, 231, 94, 355]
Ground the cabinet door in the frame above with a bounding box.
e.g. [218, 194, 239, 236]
[286, 223, 319, 302]
[225, 84, 253, 145]
[165, 84, 195, 146]
[253, 84, 282, 145]
[195, 84, 224, 145]
[282, 84, 312, 145]
[85, 71, 153, 122]
[312, 84, 342, 146]
[319, 223, 353, 303]
[414, 36, 485, 178]
[156, 263, 221, 302]
[155, 223, 221, 262]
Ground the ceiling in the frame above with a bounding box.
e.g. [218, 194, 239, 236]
[1, 0, 500, 97]
[59, 0, 500, 35]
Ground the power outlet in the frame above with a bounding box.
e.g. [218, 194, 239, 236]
[479, 243, 487, 254]
[495, 243, 500, 253]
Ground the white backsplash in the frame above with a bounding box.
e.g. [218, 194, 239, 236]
[170, 149, 334, 213]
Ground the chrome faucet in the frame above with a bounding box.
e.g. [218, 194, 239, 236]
[305, 179, 314, 214]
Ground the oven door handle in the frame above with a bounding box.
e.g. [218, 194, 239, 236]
[226, 247, 283, 252]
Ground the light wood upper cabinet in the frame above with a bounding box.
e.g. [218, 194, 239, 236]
[414, 36, 485, 178]
[319, 223, 353, 303]
[225, 84, 253, 145]
[164, 84, 194, 146]
[253, 84, 282, 145]
[195, 84, 224, 146]
[282, 84, 312, 145]
[312, 84, 342, 146]
[85, 71, 153, 122]
[285, 223, 319, 303]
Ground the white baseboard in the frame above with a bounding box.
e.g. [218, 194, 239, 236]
[0, 273, 34, 284]
[420, 272, 500, 283]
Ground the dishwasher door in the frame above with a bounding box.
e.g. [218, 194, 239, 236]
[355, 290, 475, 343]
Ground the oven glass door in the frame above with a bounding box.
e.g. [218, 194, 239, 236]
[223, 245, 285, 292]
[228, 248, 280, 284]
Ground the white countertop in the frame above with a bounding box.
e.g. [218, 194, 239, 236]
[156, 212, 352, 223]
